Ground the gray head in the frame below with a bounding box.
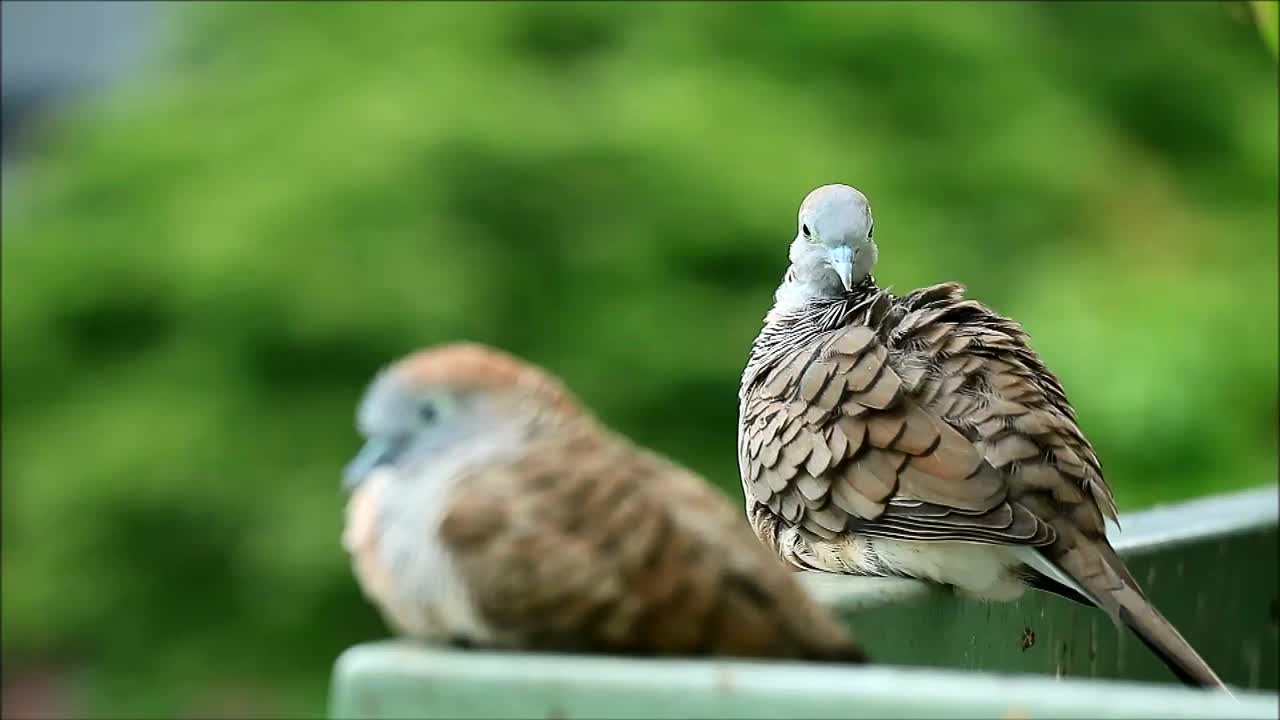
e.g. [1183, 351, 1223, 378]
[784, 184, 878, 297]
[342, 343, 582, 492]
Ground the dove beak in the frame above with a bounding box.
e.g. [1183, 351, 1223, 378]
[343, 437, 399, 492]
[829, 246, 855, 292]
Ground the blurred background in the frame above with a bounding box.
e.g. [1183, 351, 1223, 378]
[1, 1, 1276, 717]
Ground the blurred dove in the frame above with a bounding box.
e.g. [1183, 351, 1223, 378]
[737, 184, 1224, 688]
[343, 342, 866, 662]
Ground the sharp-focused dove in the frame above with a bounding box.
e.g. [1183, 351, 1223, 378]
[737, 184, 1224, 688]
[343, 342, 866, 662]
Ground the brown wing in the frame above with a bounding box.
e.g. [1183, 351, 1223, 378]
[892, 284, 1117, 532]
[887, 285, 1224, 688]
[741, 283, 1116, 547]
[440, 421, 864, 662]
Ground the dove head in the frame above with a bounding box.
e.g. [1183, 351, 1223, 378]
[343, 342, 583, 492]
[782, 184, 877, 302]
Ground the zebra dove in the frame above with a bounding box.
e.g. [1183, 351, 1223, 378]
[343, 342, 866, 662]
[737, 184, 1225, 688]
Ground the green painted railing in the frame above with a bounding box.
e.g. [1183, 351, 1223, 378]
[805, 484, 1279, 689]
[330, 485, 1279, 719]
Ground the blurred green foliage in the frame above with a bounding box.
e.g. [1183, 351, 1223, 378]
[1252, 0, 1279, 56]
[2, 2, 1276, 717]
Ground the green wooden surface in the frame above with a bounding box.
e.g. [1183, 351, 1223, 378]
[330, 486, 1279, 718]
[331, 643, 1278, 720]
[806, 484, 1279, 690]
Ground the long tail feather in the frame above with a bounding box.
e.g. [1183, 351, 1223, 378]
[1110, 583, 1226, 689]
[1037, 542, 1227, 690]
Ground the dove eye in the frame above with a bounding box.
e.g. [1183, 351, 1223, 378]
[868, 223, 874, 239]
[416, 392, 457, 426]
[802, 224, 812, 239]
[418, 400, 440, 424]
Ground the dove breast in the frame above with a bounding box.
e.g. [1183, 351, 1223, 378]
[344, 462, 497, 645]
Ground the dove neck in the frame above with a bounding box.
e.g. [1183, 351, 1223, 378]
[771, 265, 877, 319]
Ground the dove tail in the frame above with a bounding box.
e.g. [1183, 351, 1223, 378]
[1111, 584, 1226, 689]
[1047, 541, 1227, 691]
